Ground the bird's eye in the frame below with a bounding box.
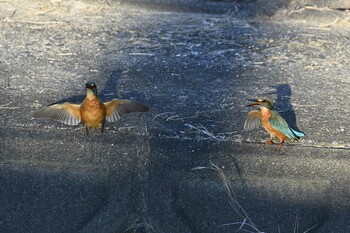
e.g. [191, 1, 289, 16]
[262, 99, 267, 102]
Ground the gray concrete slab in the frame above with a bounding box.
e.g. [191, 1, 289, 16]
[1, 0, 350, 232]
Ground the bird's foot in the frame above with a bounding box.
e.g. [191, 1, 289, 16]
[265, 139, 273, 145]
[275, 141, 284, 152]
[85, 127, 90, 137]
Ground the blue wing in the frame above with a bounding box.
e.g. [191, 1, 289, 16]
[269, 111, 304, 140]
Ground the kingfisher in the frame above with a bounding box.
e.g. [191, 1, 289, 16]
[244, 98, 304, 151]
[33, 82, 149, 134]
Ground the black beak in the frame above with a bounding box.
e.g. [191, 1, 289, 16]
[245, 98, 259, 107]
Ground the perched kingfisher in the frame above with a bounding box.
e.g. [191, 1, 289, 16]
[33, 82, 149, 134]
[244, 98, 304, 151]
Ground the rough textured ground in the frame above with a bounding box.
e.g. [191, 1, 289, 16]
[1, 0, 350, 232]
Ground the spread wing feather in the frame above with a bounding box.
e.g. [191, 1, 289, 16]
[244, 110, 261, 131]
[104, 99, 149, 122]
[33, 103, 81, 125]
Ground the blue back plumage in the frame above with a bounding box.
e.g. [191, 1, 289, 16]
[269, 110, 304, 141]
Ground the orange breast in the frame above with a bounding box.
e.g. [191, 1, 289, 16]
[80, 97, 106, 128]
[261, 119, 288, 142]
[260, 108, 288, 142]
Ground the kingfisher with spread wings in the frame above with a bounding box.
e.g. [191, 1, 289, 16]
[33, 82, 149, 134]
[244, 98, 304, 151]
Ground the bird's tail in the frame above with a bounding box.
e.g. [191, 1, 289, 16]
[291, 128, 305, 139]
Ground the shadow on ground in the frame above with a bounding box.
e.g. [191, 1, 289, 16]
[270, 83, 304, 132]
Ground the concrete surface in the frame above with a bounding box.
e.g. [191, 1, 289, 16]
[1, 0, 350, 232]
